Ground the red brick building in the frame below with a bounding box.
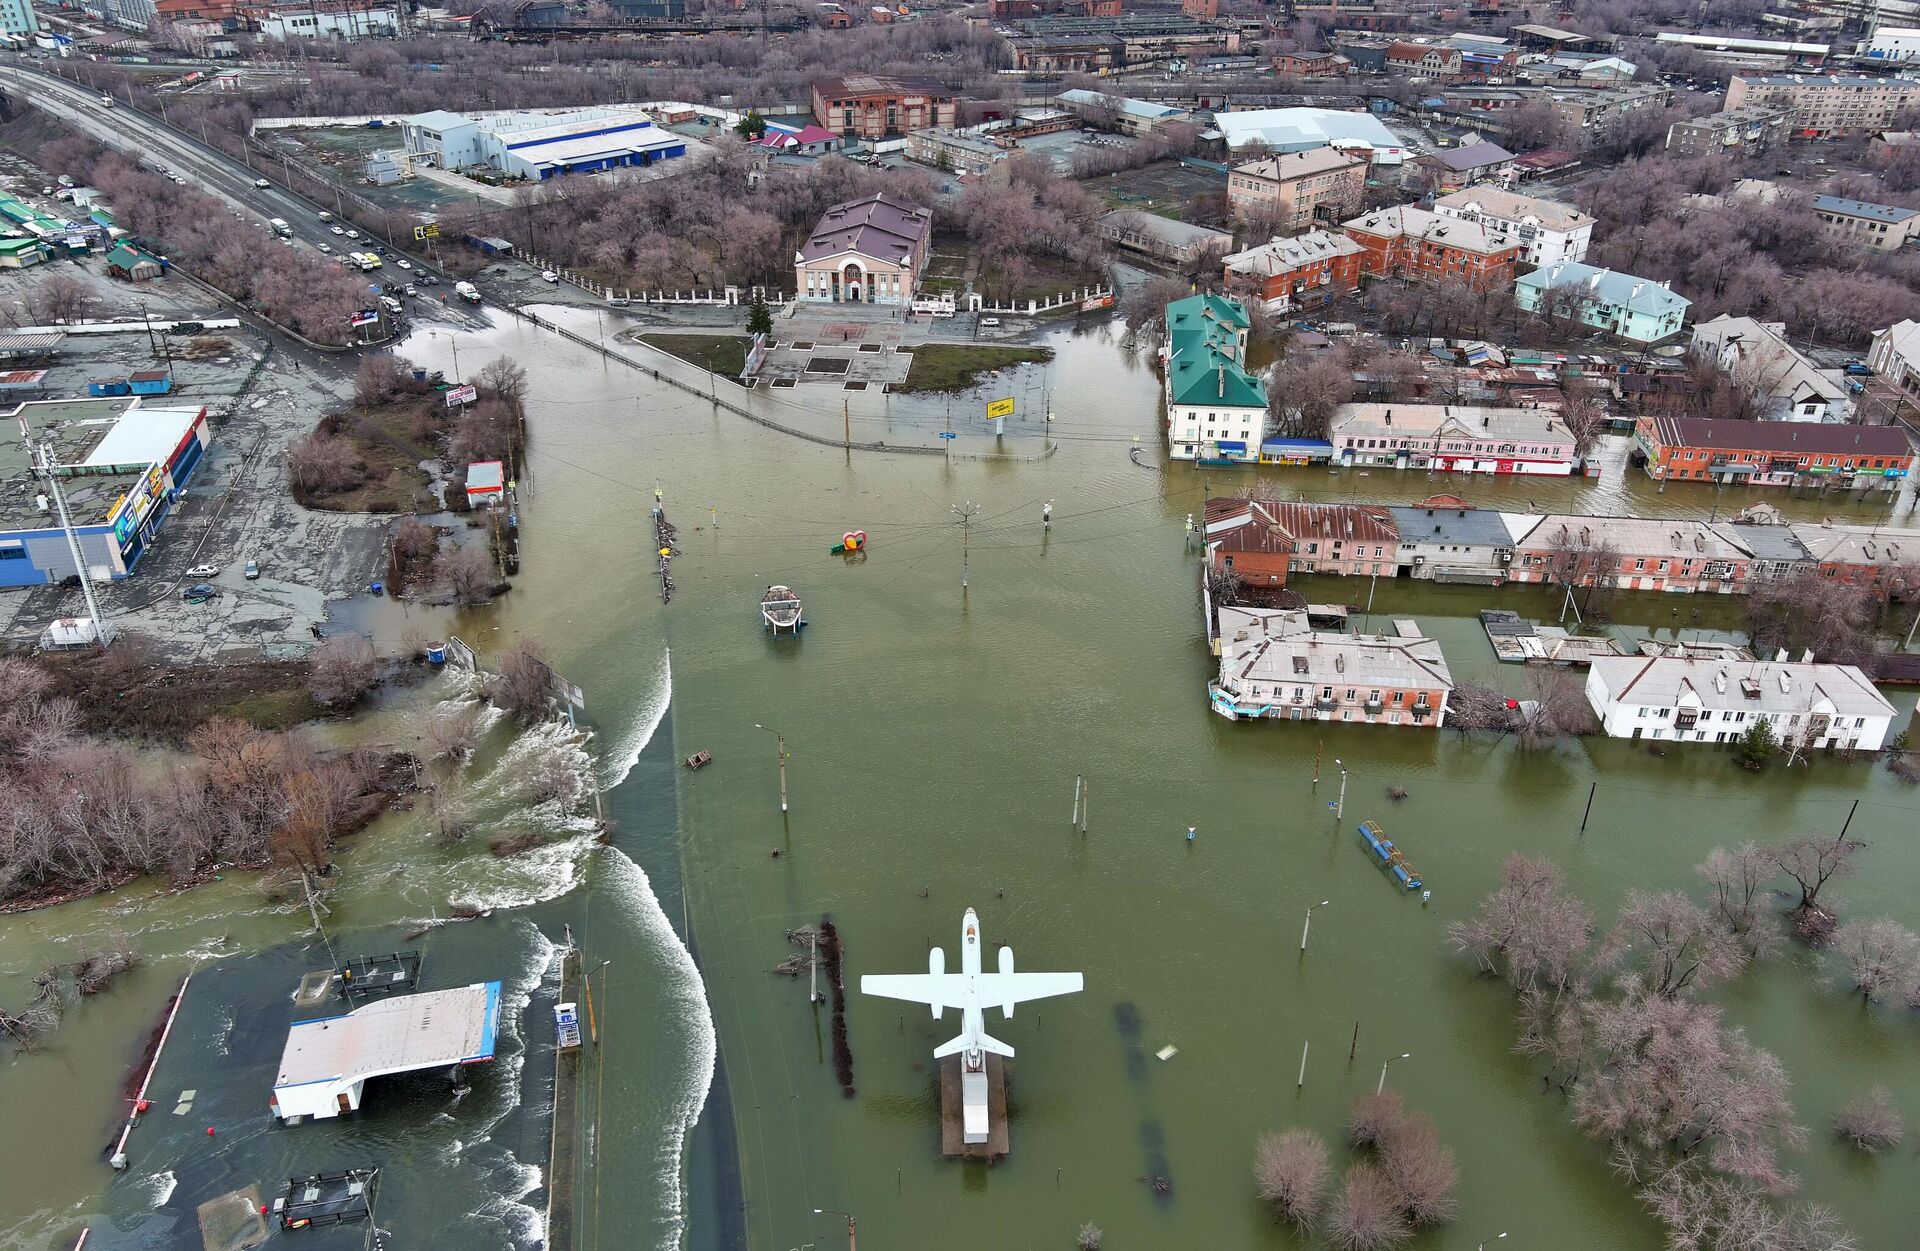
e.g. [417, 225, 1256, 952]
[812, 74, 958, 140]
[1633, 415, 1914, 491]
[1205, 498, 1401, 586]
[1221, 231, 1367, 311]
[1341, 204, 1520, 291]
[1272, 51, 1351, 77]
[1386, 41, 1462, 78]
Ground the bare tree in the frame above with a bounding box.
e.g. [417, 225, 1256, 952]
[1348, 1089, 1409, 1151]
[422, 704, 485, 762]
[1326, 1162, 1411, 1251]
[1744, 572, 1876, 667]
[1375, 1106, 1459, 1228]
[1557, 386, 1609, 461]
[287, 432, 369, 497]
[1074, 1222, 1102, 1251]
[1514, 669, 1598, 749]
[1770, 834, 1862, 922]
[354, 354, 410, 407]
[476, 355, 530, 418]
[1833, 1088, 1904, 1152]
[435, 545, 496, 607]
[1268, 345, 1355, 440]
[309, 635, 378, 708]
[1447, 854, 1594, 1004]
[1695, 843, 1782, 959]
[1444, 681, 1515, 734]
[1600, 890, 1747, 999]
[489, 639, 553, 725]
[1254, 1129, 1330, 1230]
[1829, 918, 1920, 1003]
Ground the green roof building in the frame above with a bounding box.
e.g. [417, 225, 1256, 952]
[1163, 293, 1267, 463]
[0, 236, 48, 268]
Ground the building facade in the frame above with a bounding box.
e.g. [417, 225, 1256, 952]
[1384, 498, 1518, 582]
[1413, 141, 1515, 195]
[1220, 231, 1366, 310]
[401, 108, 686, 179]
[906, 128, 1005, 176]
[811, 75, 957, 140]
[1584, 656, 1894, 750]
[1723, 74, 1920, 138]
[1665, 107, 1788, 158]
[0, 0, 39, 35]
[795, 194, 933, 306]
[1163, 295, 1266, 462]
[1210, 607, 1452, 728]
[1632, 414, 1914, 488]
[1430, 187, 1592, 267]
[1205, 497, 1400, 583]
[1688, 315, 1852, 423]
[1789, 522, 1920, 596]
[1515, 261, 1690, 344]
[1095, 210, 1233, 267]
[1341, 205, 1521, 292]
[257, 2, 398, 39]
[1329, 403, 1581, 475]
[1507, 514, 1753, 594]
[1811, 194, 1920, 251]
[1866, 318, 1920, 398]
[1226, 148, 1367, 230]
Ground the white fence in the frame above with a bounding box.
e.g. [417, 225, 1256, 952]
[519, 257, 794, 307]
[972, 284, 1116, 316]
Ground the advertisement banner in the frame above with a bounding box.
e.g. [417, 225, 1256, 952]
[444, 384, 479, 407]
[985, 397, 1015, 420]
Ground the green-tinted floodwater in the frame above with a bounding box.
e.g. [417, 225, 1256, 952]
[5, 309, 1917, 1251]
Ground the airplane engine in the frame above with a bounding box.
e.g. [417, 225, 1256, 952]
[999, 946, 1015, 1017]
[928, 945, 945, 1017]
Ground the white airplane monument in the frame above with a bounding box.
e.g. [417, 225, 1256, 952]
[862, 907, 1083, 1147]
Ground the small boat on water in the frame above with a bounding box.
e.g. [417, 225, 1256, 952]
[762, 585, 804, 634]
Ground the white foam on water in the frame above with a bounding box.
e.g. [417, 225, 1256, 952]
[599, 648, 670, 792]
[140, 1171, 177, 1207]
[596, 848, 716, 1251]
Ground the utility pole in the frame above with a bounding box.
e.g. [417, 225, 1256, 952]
[843, 397, 851, 454]
[1334, 757, 1348, 823]
[952, 501, 978, 590]
[35, 441, 109, 647]
[755, 723, 789, 813]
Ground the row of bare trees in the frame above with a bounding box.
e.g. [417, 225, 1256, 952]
[31, 137, 370, 345]
[1444, 842, 1904, 1249]
[0, 657, 392, 906]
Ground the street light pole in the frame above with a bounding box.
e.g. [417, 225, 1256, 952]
[813, 1208, 856, 1251]
[1334, 758, 1348, 822]
[1478, 1232, 1509, 1251]
[755, 723, 788, 813]
[1377, 1051, 1411, 1096]
[1300, 899, 1330, 952]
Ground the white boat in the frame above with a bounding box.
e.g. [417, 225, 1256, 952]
[762, 585, 803, 634]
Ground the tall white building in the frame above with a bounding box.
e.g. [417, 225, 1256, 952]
[257, 4, 399, 40]
[1431, 188, 1593, 268]
[1584, 655, 1894, 751]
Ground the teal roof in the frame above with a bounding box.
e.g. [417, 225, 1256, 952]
[1166, 294, 1266, 409]
[1517, 261, 1690, 318]
[107, 243, 158, 269]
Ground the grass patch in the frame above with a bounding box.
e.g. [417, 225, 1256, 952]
[897, 344, 1054, 394]
[977, 252, 1105, 305]
[639, 333, 750, 376]
[40, 653, 324, 742]
[299, 399, 441, 514]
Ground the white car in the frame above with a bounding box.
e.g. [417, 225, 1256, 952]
[979, 317, 1001, 327]
[345, 230, 361, 240]
[317, 242, 333, 253]
[318, 210, 333, 221]
[541, 270, 558, 283]
[396, 259, 412, 270]
[330, 225, 345, 236]
[253, 178, 269, 189]
[186, 563, 220, 578]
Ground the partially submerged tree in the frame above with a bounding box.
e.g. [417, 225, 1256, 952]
[309, 635, 379, 708]
[490, 639, 555, 726]
[1600, 890, 1746, 999]
[1254, 1129, 1330, 1230]
[1695, 843, 1782, 959]
[1326, 1162, 1411, 1251]
[1446, 854, 1594, 1004]
[1514, 668, 1598, 749]
[1829, 918, 1920, 1003]
[1770, 834, 1863, 934]
[436, 545, 496, 607]
[1833, 1087, 1904, 1152]
[1745, 571, 1877, 667]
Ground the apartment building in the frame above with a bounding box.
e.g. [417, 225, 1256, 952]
[1666, 106, 1789, 157]
[1329, 403, 1581, 475]
[1204, 497, 1401, 584]
[1341, 205, 1521, 292]
[1507, 514, 1754, 594]
[1585, 656, 1893, 750]
[1220, 231, 1367, 310]
[1386, 40, 1463, 78]
[1723, 74, 1920, 139]
[811, 75, 958, 140]
[1632, 414, 1914, 488]
[1226, 148, 1367, 230]
[1210, 607, 1453, 728]
[1866, 318, 1920, 397]
[1431, 187, 1593, 267]
[1162, 295, 1267, 462]
[1790, 521, 1920, 596]
[1412, 141, 1515, 194]
[1515, 261, 1690, 344]
[1811, 194, 1920, 251]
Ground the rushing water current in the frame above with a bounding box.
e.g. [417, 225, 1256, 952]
[4, 309, 1919, 1251]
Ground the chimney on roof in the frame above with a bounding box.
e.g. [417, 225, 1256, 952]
[1800, 648, 1813, 663]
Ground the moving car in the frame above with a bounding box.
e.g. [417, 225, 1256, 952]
[345, 230, 361, 240]
[254, 177, 270, 189]
[331, 225, 345, 235]
[186, 563, 220, 578]
[419, 274, 439, 286]
[396, 259, 412, 270]
[244, 560, 259, 580]
[541, 270, 559, 283]
[318, 210, 333, 221]
[317, 242, 333, 254]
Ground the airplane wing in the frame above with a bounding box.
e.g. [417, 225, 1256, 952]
[974, 972, 1083, 1010]
[859, 974, 969, 1013]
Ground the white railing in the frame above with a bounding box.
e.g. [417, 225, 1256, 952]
[971, 284, 1115, 316]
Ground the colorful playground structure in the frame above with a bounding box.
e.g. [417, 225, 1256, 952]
[1356, 820, 1422, 891]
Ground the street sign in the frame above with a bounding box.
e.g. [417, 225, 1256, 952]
[413, 223, 441, 241]
[985, 397, 1015, 420]
[937, 431, 958, 440]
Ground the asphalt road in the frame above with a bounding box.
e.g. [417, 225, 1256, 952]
[0, 61, 491, 333]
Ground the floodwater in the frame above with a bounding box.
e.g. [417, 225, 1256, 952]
[5, 309, 1919, 1251]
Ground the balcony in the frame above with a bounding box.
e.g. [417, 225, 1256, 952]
[1315, 696, 1337, 712]
[1364, 698, 1385, 713]
[1410, 703, 1434, 720]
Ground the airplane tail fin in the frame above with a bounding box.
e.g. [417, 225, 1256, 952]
[934, 1031, 1014, 1060]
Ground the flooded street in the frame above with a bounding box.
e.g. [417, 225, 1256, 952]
[5, 309, 1919, 1251]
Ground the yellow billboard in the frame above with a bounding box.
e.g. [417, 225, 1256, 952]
[985, 397, 1015, 420]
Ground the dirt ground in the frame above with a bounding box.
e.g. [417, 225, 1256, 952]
[37, 647, 324, 739]
[1093, 159, 1230, 222]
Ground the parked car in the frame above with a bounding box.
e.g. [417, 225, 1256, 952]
[541, 270, 559, 283]
[318, 242, 333, 254]
[186, 563, 220, 578]
[253, 177, 270, 189]
[244, 560, 259, 580]
[403, 284, 418, 297]
[182, 583, 220, 601]
[419, 274, 439, 286]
